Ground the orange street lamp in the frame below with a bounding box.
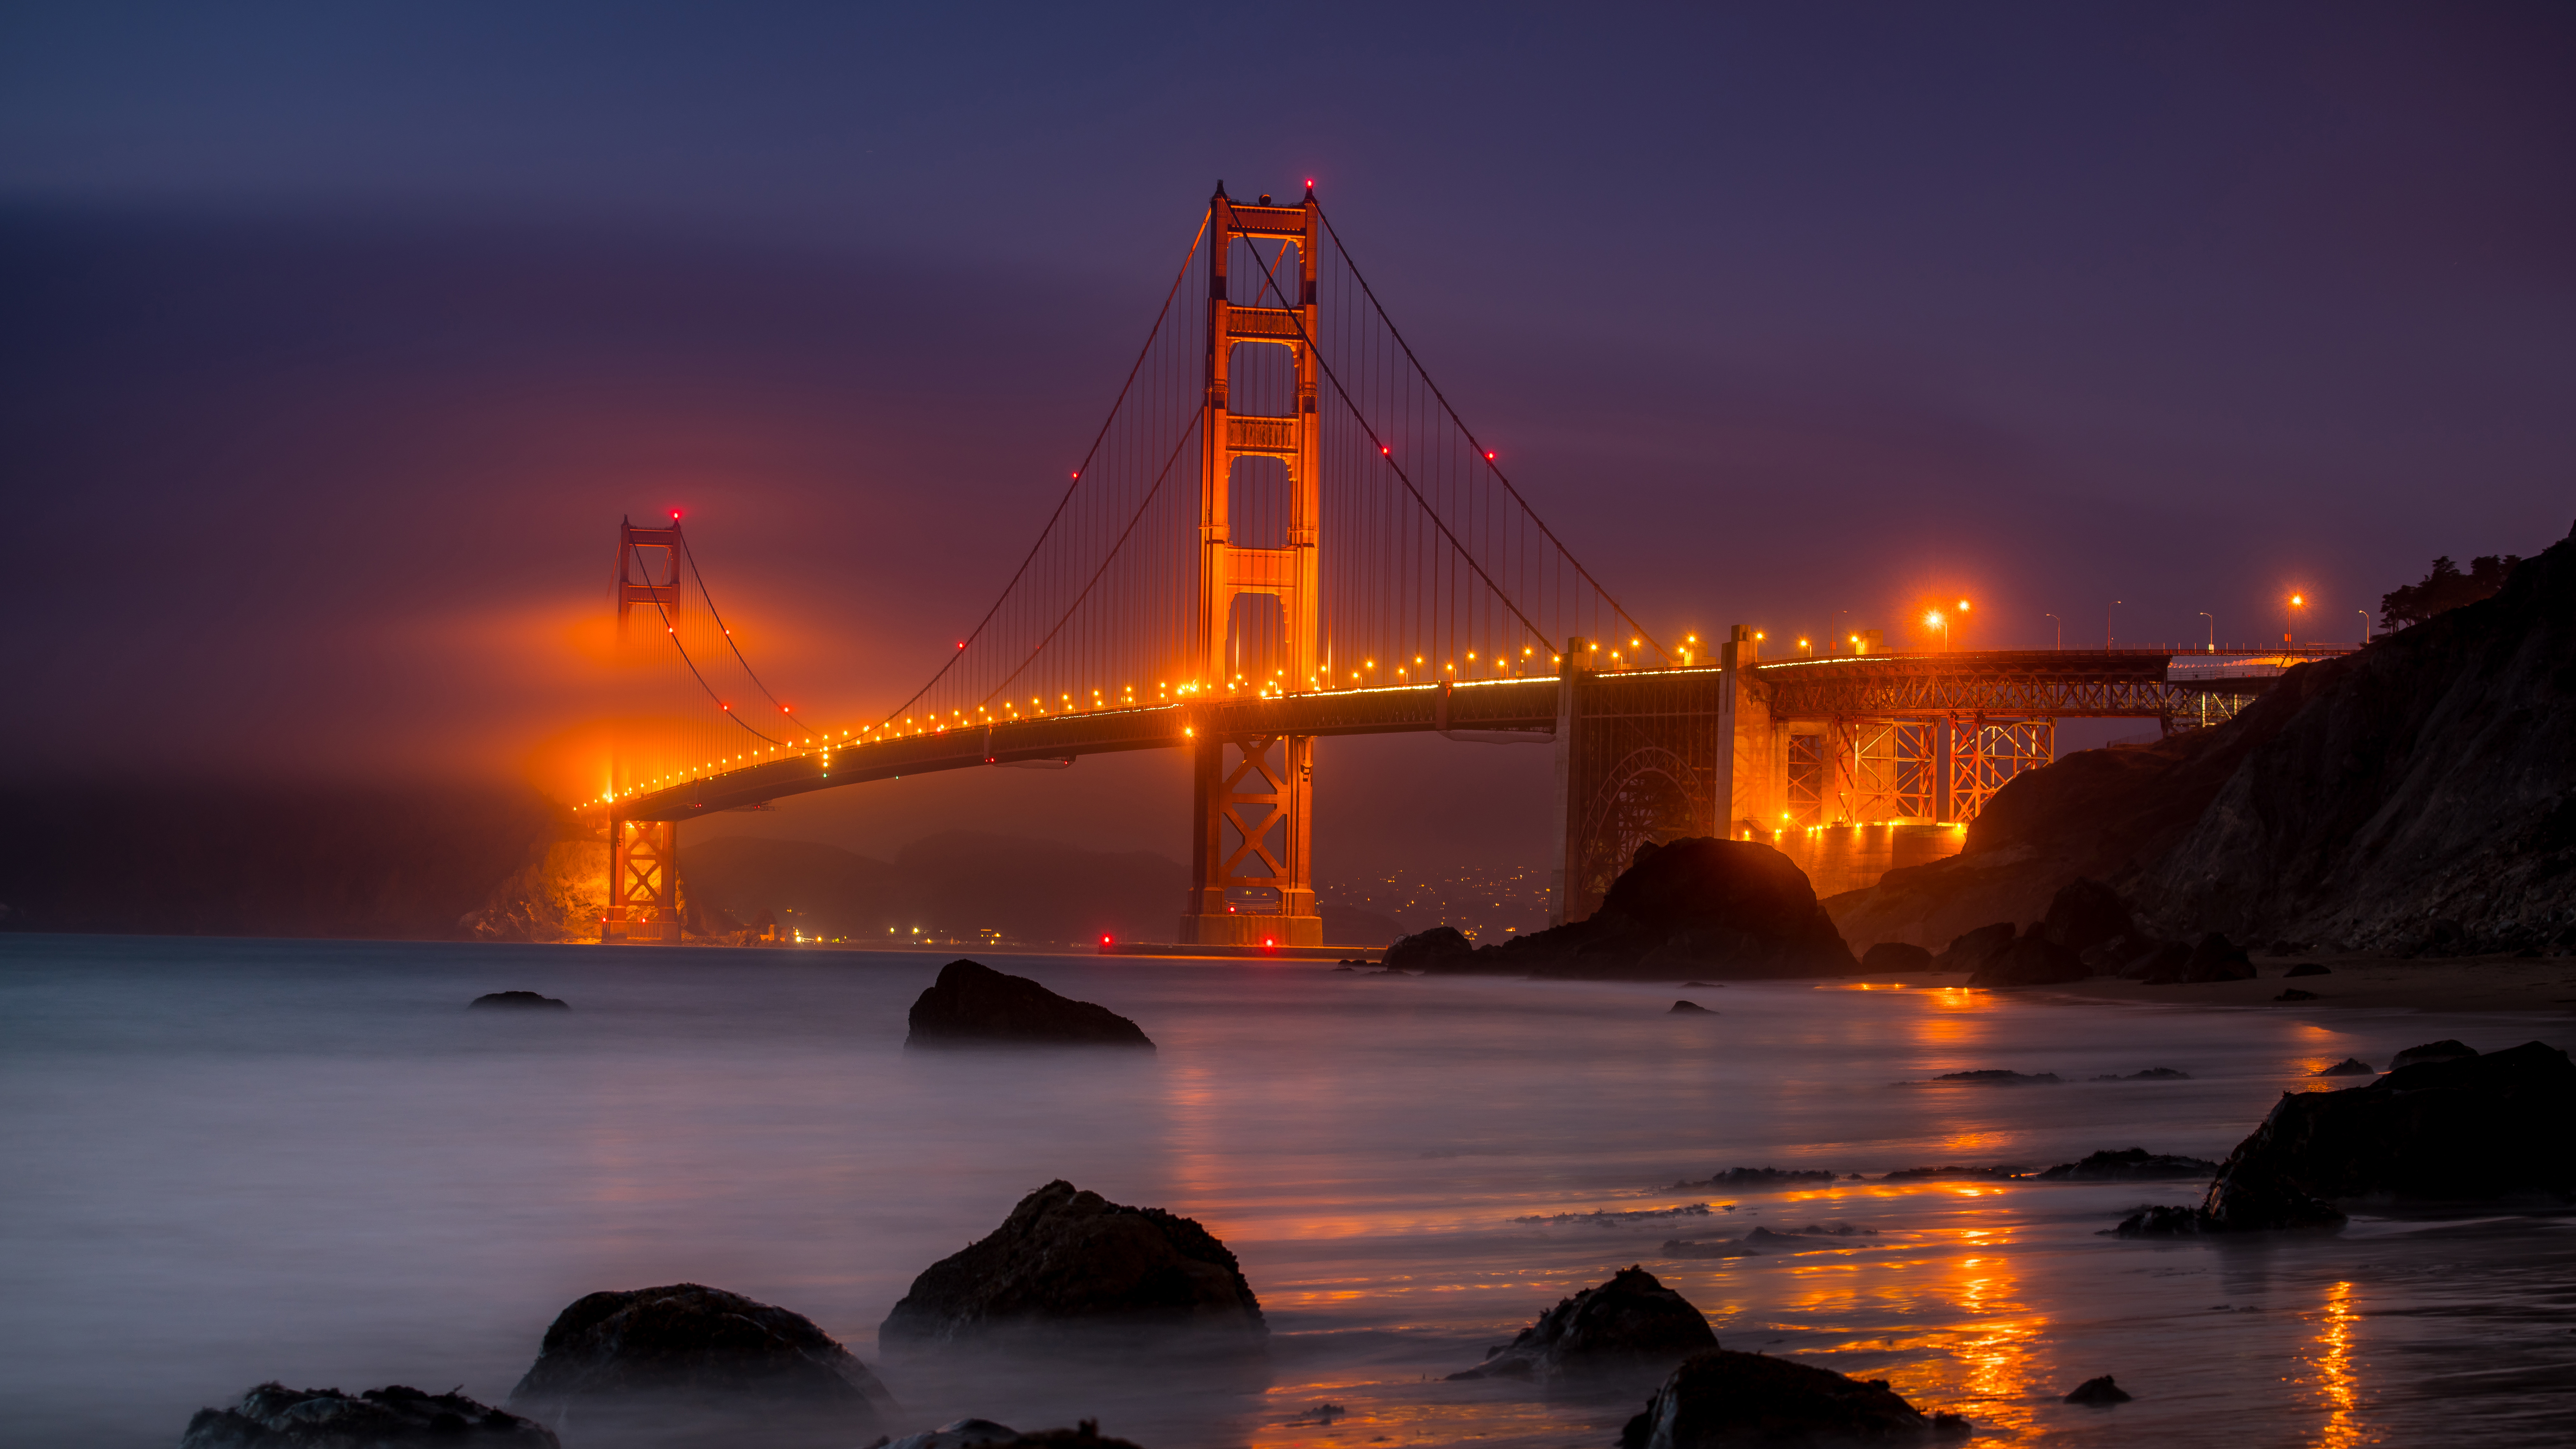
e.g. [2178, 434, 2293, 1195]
[1924, 609, 1948, 650]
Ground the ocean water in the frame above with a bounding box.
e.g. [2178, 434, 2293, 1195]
[2, 934, 2570, 1448]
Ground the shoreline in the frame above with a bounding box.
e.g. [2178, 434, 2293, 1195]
[1857, 954, 2576, 1017]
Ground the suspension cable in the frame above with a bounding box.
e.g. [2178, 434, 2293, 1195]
[1238, 226, 1554, 649]
[624, 536, 786, 748]
[883, 213, 1212, 724]
[1316, 200, 1670, 663]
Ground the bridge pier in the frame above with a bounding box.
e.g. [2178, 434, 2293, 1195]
[1179, 733, 1323, 947]
[603, 817, 682, 944]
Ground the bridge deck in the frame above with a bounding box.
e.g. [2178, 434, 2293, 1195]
[612, 646, 2354, 821]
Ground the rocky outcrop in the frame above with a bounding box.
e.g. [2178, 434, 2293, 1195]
[1386, 926, 1478, 972]
[2390, 1039, 2477, 1070]
[1830, 524, 2576, 956]
[884, 1420, 1145, 1449]
[2034, 1148, 2219, 1181]
[1675, 1166, 1838, 1190]
[879, 1181, 1264, 1351]
[1858, 941, 1935, 973]
[182, 1384, 557, 1447]
[1669, 1000, 1714, 1014]
[506, 1283, 893, 1440]
[1932, 922, 2015, 973]
[2314, 1057, 2374, 1077]
[1459, 839, 1858, 980]
[2062, 1376, 2132, 1405]
[1618, 1350, 1970, 1448]
[905, 961, 1152, 1047]
[2118, 1040, 2576, 1233]
[2037, 878, 2133, 953]
[2137, 933, 2256, 985]
[1967, 933, 2086, 987]
[1448, 1266, 1716, 1383]
[470, 990, 569, 1010]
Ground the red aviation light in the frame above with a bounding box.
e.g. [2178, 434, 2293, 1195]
[1485, 451, 1496, 461]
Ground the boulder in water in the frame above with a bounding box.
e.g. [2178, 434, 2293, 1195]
[2314, 1058, 2374, 1076]
[1859, 941, 1935, 974]
[885, 1423, 1146, 1449]
[182, 1384, 557, 1448]
[2062, 1375, 2132, 1405]
[1668, 1000, 1714, 1015]
[2390, 1039, 2477, 1070]
[879, 1180, 1265, 1351]
[470, 990, 568, 1010]
[1385, 926, 1479, 972]
[906, 961, 1152, 1047]
[2285, 961, 2332, 978]
[1473, 839, 1859, 981]
[2117, 1040, 2576, 1233]
[2034, 1148, 2219, 1181]
[1618, 1350, 1970, 1448]
[506, 1283, 893, 1442]
[1446, 1266, 1715, 1383]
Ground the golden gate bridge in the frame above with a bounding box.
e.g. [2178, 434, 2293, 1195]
[591, 183, 2350, 948]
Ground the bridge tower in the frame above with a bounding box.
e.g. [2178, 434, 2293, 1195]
[607, 516, 684, 944]
[1180, 183, 1326, 947]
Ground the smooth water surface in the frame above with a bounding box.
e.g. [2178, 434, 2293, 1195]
[3, 935, 2571, 1447]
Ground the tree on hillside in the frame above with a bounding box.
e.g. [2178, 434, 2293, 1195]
[2380, 553, 2520, 631]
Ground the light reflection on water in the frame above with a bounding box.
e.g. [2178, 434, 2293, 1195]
[2, 935, 2570, 1448]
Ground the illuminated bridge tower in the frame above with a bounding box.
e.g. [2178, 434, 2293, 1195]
[607, 516, 684, 944]
[1180, 184, 1325, 947]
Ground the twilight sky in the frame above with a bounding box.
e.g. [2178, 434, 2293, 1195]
[4, 3, 2570, 872]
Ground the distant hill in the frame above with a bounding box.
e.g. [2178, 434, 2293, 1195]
[0, 779, 583, 939]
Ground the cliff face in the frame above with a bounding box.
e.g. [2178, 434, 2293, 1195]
[2129, 527, 2576, 952]
[1830, 523, 2576, 956]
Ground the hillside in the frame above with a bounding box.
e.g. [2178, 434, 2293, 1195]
[1831, 521, 2576, 956]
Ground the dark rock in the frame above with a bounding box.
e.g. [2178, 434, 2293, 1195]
[1385, 925, 1478, 973]
[2062, 1375, 2132, 1405]
[1929, 1069, 2060, 1085]
[1932, 921, 2016, 974]
[2118, 941, 2189, 981]
[2118, 1040, 2576, 1233]
[1968, 932, 2088, 987]
[1472, 838, 1860, 981]
[2035, 1149, 2219, 1181]
[2389, 1039, 2478, 1070]
[1859, 942, 1936, 974]
[1669, 1000, 1714, 1014]
[1681, 981, 1727, 988]
[885, 1422, 1145, 1449]
[181, 1384, 557, 1448]
[1660, 1239, 1763, 1258]
[506, 1284, 892, 1442]
[2285, 961, 2332, 977]
[2314, 1058, 2375, 1076]
[2086, 1068, 2191, 1081]
[1677, 1167, 1837, 1190]
[879, 1180, 1264, 1351]
[470, 990, 569, 1010]
[1882, 1164, 2026, 1181]
[2039, 878, 2134, 954]
[1618, 1349, 1969, 1448]
[905, 960, 1152, 1047]
[2143, 933, 2256, 984]
[2275, 988, 2320, 1002]
[1446, 1266, 1715, 1383]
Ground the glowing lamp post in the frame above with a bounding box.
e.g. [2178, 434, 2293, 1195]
[1923, 609, 1948, 651]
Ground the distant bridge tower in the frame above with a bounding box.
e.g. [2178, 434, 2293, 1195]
[1181, 184, 1325, 947]
[608, 516, 684, 944]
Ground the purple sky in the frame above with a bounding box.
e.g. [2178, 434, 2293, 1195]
[4, 4, 2569, 873]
